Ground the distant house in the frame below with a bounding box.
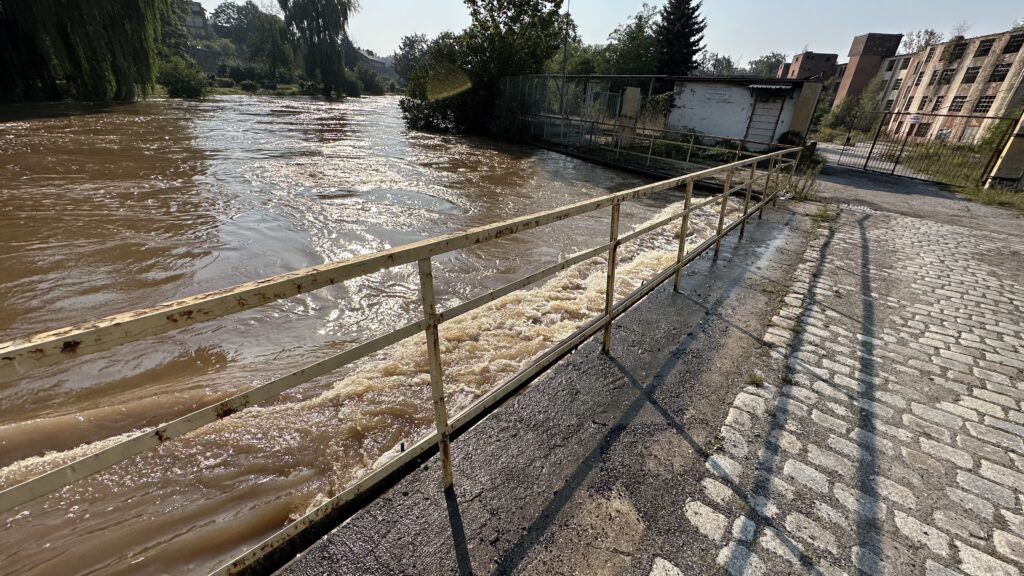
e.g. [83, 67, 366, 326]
[353, 48, 398, 80]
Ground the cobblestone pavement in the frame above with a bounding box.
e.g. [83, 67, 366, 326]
[670, 202, 1024, 576]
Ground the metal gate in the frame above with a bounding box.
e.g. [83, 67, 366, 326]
[818, 110, 1017, 187]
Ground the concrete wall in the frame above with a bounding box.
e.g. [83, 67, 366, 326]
[665, 80, 819, 147]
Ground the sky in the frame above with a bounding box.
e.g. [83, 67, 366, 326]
[198, 0, 1023, 66]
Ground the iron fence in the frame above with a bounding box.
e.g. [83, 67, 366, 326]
[814, 110, 1017, 187]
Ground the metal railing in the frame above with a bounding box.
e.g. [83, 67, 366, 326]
[0, 146, 801, 574]
[521, 113, 787, 177]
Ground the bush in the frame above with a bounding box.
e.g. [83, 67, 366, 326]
[213, 77, 236, 88]
[157, 57, 207, 99]
[356, 65, 386, 95]
[339, 69, 363, 97]
[777, 130, 805, 147]
[239, 80, 259, 93]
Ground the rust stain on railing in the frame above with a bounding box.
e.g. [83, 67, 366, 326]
[0, 146, 800, 575]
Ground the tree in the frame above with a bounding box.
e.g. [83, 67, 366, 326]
[544, 41, 609, 75]
[695, 52, 739, 76]
[393, 34, 430, 83]
[653, 0, 706, 76]
[746, 51, 787, 78]
[1013, 17, 1024, 31]
[900, 29, 944, 54]
[400, 0, 567, 134]
[0, 0, 170, 101]
[604, 4, 659, 75]
[277, 0, 357, 96]
[950, 20, 972, 37]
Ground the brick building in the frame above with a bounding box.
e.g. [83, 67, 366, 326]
[878, 28, 1024, 143]
[833, 33, 904, 107]
[777, 51, 840, 80]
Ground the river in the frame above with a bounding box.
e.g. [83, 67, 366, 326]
[0, 95, 728, 574]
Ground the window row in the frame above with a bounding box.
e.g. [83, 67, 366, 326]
[896, 95, 995, 114]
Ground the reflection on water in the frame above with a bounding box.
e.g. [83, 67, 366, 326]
[0, 95, 724, 575]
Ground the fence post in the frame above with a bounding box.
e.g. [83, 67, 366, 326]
[739, 162, 756, 238]
[685, 133, 695, 166]
[673, 179, 694, 293]
[417, 258, 454, 489]
[863, 113, 886, 171]
[713, 169, 734, 260]
[759, 157, 776, 220]
[646, 130, 656, 166]
[602, 202, 621, 354]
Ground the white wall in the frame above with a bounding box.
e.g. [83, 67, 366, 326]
[665, 81, 803, 146]
[666, 83, 753, 140]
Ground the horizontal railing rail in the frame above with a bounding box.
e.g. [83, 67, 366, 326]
[0, 146, 801, 575]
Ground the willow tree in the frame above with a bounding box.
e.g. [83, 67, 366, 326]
[278, 0, 357, 96]
[0, 0, 169, 101]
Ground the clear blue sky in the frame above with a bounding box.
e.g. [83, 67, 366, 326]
[199, 0, 1022, 65]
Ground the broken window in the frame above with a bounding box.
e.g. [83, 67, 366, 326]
[949, 42, 968, 60]
[900, 58, 911, 70]
[973, 95, 996, 114]
[919, 96, 930, 111]
[932, 96, 945, 112]
[962, 66, 980, 84]
[914, 71, 925, 86]
[1004, 33, 1024, 54]
[914, 123, 932, 137]
[948, 96, 967, 112]
[903, 97, 914, 111]
[928, 70, 939, 85]
[975, 39, 995, 57]
[884, 99, 895, 112]
[892, 78, 903, 91]
[938, 69, 956, 85]
[990, 63, 1012, 82]
[885, 60, 896, 72]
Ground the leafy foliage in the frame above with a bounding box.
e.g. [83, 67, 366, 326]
[393, 34, 430, 83]
[0, 0, 169, 101]
[695, 52, 739, 76]
[604, 4, 660, 75]
[157, 56, 208, 98]
[400, 0, 567, 134]
[653, 0, 706, 76]
[900, 29, 944, 54]
[746, 51, 788, 78]
[278, 0, 357, 96]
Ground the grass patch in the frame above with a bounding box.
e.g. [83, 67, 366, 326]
[959, 187, 1024, 213]
[748, 373, 765, 386]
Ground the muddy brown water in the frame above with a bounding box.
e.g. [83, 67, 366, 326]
[0, 95, 727, 574]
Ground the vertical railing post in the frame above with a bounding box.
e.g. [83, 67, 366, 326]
[673, 179, 694, 293]
[783, 149, 802, 196]
[602, 202, 621, 354]
[684, 133, 695, 166]
[713, 169, 734, 260]
[739, 161, 756, 238]
[759, 157, 776, 220]
[646, 130, 656, 166]
[417, 258, 454, 489]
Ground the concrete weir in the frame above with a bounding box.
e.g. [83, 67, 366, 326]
[277, 196, 816, 575]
